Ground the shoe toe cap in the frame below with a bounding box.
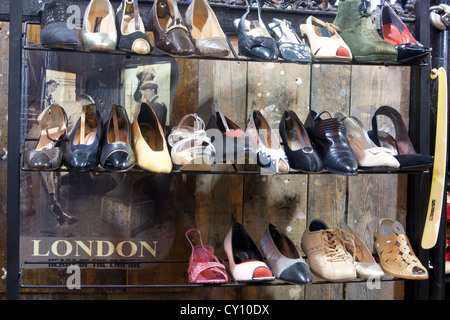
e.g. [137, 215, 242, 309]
[102, 149, 135, 171]
[279, 262, 312, 284]
[324, 151, 358, 174]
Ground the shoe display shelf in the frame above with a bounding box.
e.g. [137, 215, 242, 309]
[6, 0, 446, 300]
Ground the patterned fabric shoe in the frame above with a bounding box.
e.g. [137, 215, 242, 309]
[39, 1, 81, 49]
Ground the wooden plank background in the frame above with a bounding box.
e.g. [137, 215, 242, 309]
[0, 22, 413, 300]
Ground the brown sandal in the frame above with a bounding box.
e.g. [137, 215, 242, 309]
[374, 218, 428, 280]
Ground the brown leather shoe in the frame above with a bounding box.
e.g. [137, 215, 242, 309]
[151, 0, 195, 56]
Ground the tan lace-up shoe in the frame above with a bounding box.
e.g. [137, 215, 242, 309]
[301, 219, 356, 282]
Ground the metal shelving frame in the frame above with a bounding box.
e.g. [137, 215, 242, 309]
[6, 0, 446, 300]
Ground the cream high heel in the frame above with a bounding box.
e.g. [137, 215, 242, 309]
[300, 16, 352, 62]
[131, 102, 172, 173]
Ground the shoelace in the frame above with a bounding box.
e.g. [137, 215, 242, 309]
[322, 227, 356, 263]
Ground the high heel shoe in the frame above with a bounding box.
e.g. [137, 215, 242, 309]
[335, 112, 400, 170]
[279, 110, 322, 173]
[82, 0, 118, 51]
[235, 0, 279, 61]
[246, 109, 289, 174]
[224, 222, 275, 282]
[300, 16, 352, 62]
[185, 0, 230, 57]
[205, 102, 254, 165]
[24, 104, 68, 171]
[339, 221, 385, 279]
[380, 2, 431, 62]
[260, 223, 312, 284]
[186, 229, 228, 284]
[100, 104, 135, 172]
[168, 113, 215, 171]
[116, 0, 151, 54]
[304, 110, 358, 176]
[374, 218, 428, 280]
[65, 104, 102, 171]
[132, 102, 172, 173]
[267, 18, 312, 63]
[150, 0, 195, 56]
[367, 105, 433, 170]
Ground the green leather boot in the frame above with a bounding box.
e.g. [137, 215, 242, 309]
[333, 0, 397, 62]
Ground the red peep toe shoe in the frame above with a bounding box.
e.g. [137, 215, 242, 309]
[186, 229, 228, 284]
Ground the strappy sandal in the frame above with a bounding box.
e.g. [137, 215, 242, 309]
[168, 113, 215, 171]
[186, 229, 228, 284]
[374, 218, 428, 280]
[267, 18, 312, 63]
[300, 16, 352, 62]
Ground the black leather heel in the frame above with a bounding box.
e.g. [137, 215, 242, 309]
[116, 0, 151, 54]
[235, 0, 278, 61]
[65, 104, 102, 171]
[100, 104, 136, 172]
[279, 110, 322, 173]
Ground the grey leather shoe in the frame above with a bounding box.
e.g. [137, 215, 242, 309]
[260, 223, 312, 284]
